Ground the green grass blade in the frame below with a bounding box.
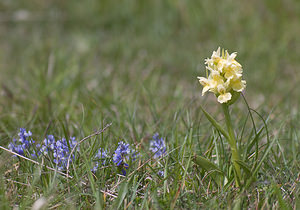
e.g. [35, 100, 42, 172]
[112, 181, 129, 209]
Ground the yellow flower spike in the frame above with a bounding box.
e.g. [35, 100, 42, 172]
[198, 47, 246, 104]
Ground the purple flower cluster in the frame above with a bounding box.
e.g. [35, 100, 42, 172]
[113, 141, 130, 166]
[149, 133, 166, 159]
[8, 129, 79, 171]
[91, 142, 139, 175]
[7, 129, 167, 177]
[8, 128, 35, 156]
[149, 133, 166, 177]
[37, 135, 78, 171]
[113, 141, 138, 175]
[92, 148, 108, 172]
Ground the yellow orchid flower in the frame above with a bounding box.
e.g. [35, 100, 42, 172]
[229, 77, 246, 92]
[205, 47, 221, 68]
[197, 77, 210, 96]
[198, 70, 224, 96]
[217, 83, 232, 103]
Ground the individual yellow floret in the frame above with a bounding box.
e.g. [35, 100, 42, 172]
[216, 83, 232, 104]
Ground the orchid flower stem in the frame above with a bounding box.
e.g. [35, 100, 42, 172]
[222, 104, 241, 187]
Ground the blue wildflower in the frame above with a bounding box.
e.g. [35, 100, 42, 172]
[38, 135, 79, 171]
[113, 141, 138, 175]
[92, 148, 108, 172]
[149, 133, 166, 159]
[8, 128, 34, 156]
[113, 141, 130, 166]
[158, 170, 164, 177]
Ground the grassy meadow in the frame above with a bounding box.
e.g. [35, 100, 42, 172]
[0, 0, 299, 209]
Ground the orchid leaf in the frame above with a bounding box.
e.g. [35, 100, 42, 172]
[199, 105, 229, 140]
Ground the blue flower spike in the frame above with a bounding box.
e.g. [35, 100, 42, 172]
[149, 133, 166, 159]
[113, 141, 138, 176]
[8, 128, 34, 156]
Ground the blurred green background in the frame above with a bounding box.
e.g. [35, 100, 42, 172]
[0, 0, 299, 138]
